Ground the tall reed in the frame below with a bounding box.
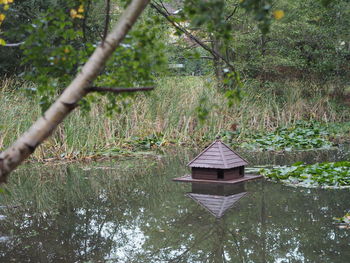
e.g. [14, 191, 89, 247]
[0, 76, 348, 160]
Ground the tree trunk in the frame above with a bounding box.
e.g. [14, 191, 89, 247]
[260, 33, 267, 87]
[211, 35, 225, 83]
[0, 0, 150, 183]
[211, 35, 236, 90]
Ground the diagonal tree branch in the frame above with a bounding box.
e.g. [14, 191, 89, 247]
[4, 42, 25, 47]
[102, 0, 111, 44]
[225, 4, 239, 21]
[0, 0, 150, 183]
[87, 86, 154, 93]
[151, 2, 236, 72]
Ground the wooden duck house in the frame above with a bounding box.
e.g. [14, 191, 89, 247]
[173, 139, 262, 184]
[188, 139, 247, 181]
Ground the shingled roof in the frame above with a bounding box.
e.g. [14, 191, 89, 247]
[187, 192, 248, 218]
[187, 140, 248, 169]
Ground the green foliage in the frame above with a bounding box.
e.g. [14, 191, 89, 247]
[2, 0, 349, 88]
[327, 121, 350, 138]
[222, 121, 334, 151]
[93, 15, 167, 114]
[124, 133, 171, 150]
[1, 77, 349, 160]
[21, 4, 92, 110]
[195, 97, 212, 123]
[260, 161, 350, 187]
[101, 17, 167, 87]
[159, 0, 283, 97]
[182, 0, 278, 38]
[0, 0, 103, 75]
[167, 47, 212, 76]
[183, 0, 233, 41]
[234, 0, 350, 84]
[239, 0, 274, 33]
[15, 2, 167, 113]
[224, 72, 244, 106]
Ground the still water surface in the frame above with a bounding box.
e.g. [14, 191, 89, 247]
[0, 146, 349, 262]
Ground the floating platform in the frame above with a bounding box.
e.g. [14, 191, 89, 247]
[173, 174, 263, 184]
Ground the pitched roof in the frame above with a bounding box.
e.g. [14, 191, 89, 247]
[187, 140, 248, 169]
[187, 192, 248, 218]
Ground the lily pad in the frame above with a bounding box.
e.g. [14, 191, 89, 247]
[260, 161, 350, 187]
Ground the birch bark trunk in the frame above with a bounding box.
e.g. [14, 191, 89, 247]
[0, 0, 150, 183]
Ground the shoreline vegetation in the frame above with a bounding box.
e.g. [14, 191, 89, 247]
[1, 76, 350, 163]
[260, 161, 350, 188]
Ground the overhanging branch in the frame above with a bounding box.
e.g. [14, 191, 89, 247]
[0, 0, 150, 182]
[4, 42, 25, 47]
[225, 4, 239, 21]
[86, 86, 154, 93]
[176, 56, 213, 60]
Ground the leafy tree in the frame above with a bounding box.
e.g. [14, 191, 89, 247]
[0, 0, 104, 74]
[0, 0, 153, 182]
[234, 0, 350, 85]
[151, 0, 349, 94]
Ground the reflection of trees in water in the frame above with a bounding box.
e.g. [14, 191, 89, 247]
[0, 156, 187, 262]
[0, 206, 121, 261]
[135, 182, 258, 262]
[0, 153, 349, 262]
[137, 180, 350, 262]
[253, 181, 350, 263]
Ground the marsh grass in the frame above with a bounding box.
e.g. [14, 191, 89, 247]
[0, 76, 349, 160]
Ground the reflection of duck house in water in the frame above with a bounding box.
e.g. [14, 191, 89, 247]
[173, 139, 262, 184]
[187, 183, 248, 218]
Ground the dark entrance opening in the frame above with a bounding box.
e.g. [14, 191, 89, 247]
[217, 169, 224, 179]
[239, 166, 244, 176]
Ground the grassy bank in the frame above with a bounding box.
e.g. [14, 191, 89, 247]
[0, 76, 349, 160]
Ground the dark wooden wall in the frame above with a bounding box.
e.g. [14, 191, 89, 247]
[192, 166, 244, 181]
[192, 168, 217, 180]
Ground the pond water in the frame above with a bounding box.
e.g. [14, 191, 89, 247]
[0, 146, 349, 262]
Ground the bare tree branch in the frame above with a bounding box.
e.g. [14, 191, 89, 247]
[86, 86, 154, 93]
[176, 56, 213, 60]
[102, 0, 111, 44]
[160, 0, 171, 15]
[225, 4, 239, 21]
[150, 2, 236, 72]
[4, 42, 25, 47]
